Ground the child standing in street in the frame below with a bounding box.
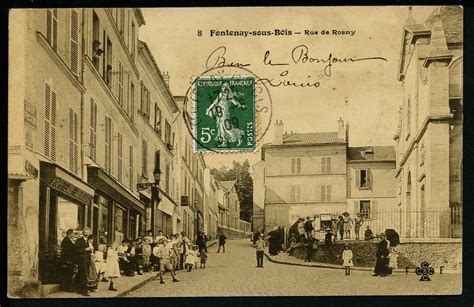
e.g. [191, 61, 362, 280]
[104, 243, 120, 291]
[342, 244, 353, 276]
[200, 249, 208, 269]
[255, 234, 266, 268]
[185, 246, 198, 272]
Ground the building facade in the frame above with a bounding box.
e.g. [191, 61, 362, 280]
[394, 6, 463, 238]
[8, 8, 223, 297]
[254, 118, 397, 234]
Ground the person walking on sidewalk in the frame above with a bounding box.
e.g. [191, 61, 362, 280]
[304, 216, 314, 240]
[217, 232, 227, 253]
[255, 234, 266, 268]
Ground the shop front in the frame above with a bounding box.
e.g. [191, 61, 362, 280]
[157, 195, 175, 236]
[87, 166, 145, 245]
[38, 162, 95, 285]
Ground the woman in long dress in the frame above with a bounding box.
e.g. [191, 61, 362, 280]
[205, 83, 246, 147]
[95, 243, 108, 282]
[86, 236, 99, 291]
[105, 244, 120, 291]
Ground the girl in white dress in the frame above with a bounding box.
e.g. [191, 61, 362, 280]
[388, 245, 399, 271]
[105, 243, 120, 291]
[342, 244, 354, 276]
[95, 244, 107, 282]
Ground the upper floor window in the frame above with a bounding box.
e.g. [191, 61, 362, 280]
[104, 116, 112, 173]
[154, 104, 162, 135]
[70, 9, 79, 75]
[141, 139, 148, 176]
[320, 185, 331, 202]
[165, 120, 172, 145]
[140, 84, 151, 120]
[46, 9, 58, 51]
[89, 99, 97, 160]
[102, 34, 113, 88]
[449, 58, 463, 123]
[44, 83, 57, 161]
[131, 22, 136, 60]
[290, 185, 301, 202]
[92, 11, 101, 70]
[356, 169, 372, 189]
[321, 157, 332, 174]
[291, 157, 301, 175]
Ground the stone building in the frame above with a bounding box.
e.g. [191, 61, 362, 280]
[394, 6, 463, 238]
[137, 40, 179, 236]
[254, 118, 397, 234]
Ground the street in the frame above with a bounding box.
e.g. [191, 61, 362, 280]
[127, 239, 461, 297]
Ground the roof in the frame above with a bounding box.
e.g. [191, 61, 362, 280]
[279, 132, 345, 146]
[425, 6, 463, 45]
[347, 146, 396, 162]
[217, 180, 236, 191]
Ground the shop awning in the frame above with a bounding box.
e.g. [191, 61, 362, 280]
[218, 203, 228, 211]
[87, 166, 145, 213]
[40, 161, 95, 205]
[158, 196, 174, 216]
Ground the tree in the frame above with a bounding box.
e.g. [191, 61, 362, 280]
[211, 160, 253, 222]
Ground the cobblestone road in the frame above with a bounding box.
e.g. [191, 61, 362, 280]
[127, 239, 461, 297]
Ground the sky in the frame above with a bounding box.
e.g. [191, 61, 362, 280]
[140, 6, 436, 169]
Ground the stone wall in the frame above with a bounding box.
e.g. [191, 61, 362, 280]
[291, 240, 462, 270]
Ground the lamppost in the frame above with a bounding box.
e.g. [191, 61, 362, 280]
[137, 168, 161, 234]
[194, 200, 199, 240]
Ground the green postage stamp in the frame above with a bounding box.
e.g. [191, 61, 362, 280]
[194, 77, 256, 152]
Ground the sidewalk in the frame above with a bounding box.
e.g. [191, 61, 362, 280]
[263, 248, 460, 274]
[46, 240, 218, 298]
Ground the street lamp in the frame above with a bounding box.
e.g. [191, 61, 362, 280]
[194, 200, 199, 241]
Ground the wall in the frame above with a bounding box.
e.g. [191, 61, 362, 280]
[292, 240, 461, 270]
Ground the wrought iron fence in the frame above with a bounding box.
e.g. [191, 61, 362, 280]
[296, 207, 462, 241]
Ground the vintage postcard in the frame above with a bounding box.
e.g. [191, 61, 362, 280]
[8, 6, 462, 298]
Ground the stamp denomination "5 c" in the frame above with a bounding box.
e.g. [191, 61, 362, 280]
[194, 77, 256, 152]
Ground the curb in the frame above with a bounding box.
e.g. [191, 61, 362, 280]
[263, 250, 461, 274]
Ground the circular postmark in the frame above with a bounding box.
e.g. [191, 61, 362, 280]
[182, 65, 273, 153]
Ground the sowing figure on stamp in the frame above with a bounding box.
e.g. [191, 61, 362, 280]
[205, 83, 246, 147]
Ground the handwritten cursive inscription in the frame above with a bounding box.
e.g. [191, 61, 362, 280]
[205, 46, 251, 70]
[291, 45, 387, 77]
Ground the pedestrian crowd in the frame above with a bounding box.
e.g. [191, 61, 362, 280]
[59, 227, 217, 296]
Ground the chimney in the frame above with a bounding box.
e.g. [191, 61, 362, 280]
[337, 117, 345, 140]
[345, 122, 350, 143]
[273, 120, 283, 145]
[405, 6, 416, 25]
[162, 71, 170, 88]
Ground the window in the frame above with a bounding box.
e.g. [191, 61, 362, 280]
[70, 9, 79, 75]
[291, 158, 301, 175]
[140, 84, 150, 119]
[356, 169, 372, 189]
[359, 200, 371, 219]
[290, 185, 301, 202]
[44, 83, 57, 161]
[118, 61, 124, 106]
[92, 11, 100, 70]
[165, 164, 170, 193]
[155, 105, 162, 135]
[102, 33, 112, 88]
[104, 116, 112, 173]
[131, 22, 136, 60]
[117, 133, 122, 182]
[165, 120, 171, 144]
[69, 108, 79, 174]
[321, 185, 331, 202]
[46, 9, 58, 50]
[129, 146, 134, 190]
[141, 139, 148, 176]
[130, 82, 135, 120]
[114, 205, 126, 243]
[321, 157, 331, 174]
[89, 99, 97, 160]
[449, 58, 463, 123]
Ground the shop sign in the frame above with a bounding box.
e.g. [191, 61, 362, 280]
[137, 182, 154, 191]
[25, 160, 38, 179]
[8, 145, 21, 155]
[24, 101, 37, 128]
[50, 176, 93, 204]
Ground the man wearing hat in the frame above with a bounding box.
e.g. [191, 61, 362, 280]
[373, 232, 390, 277]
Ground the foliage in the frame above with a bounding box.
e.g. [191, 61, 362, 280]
[210, 160, 253, 222]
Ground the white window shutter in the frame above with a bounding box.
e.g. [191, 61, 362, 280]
[320, 185, 326, 202]
[297, 158, 301, 174]
[51, 90, 57, 161]
[321, 157, 326, 173]
[355, 170, 360, 188]
[368, 169, 373, 189]
[291, 158, 295, 174]
[327, 157, 332, 173]
[44, 83, 51, 157]
[327, 185, 331, 201]
[69, 108, 74, 172]
[371, 200, 378, 219]
[70, 9, 79, 75]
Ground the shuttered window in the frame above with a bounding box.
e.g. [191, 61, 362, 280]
[155, 105, 162, 135]
[129, 146, 134, 189]
[356, 169, 373, 189]
[46, 9, 58, 51]
[320, 185, 331, 201]
[70, 9, 79, 75]
[69, 108, 79, 174]
[321, 157, 332, 174]
[44, 83, 57, 161]
[142, 139, 147, 175]
[105, 116, 112, 173]
[291, 158, 301, 175]
[165, 120, 171, 144]
[89, 99, 97, 160]
[130, 82, 135, 120]
[118, 61, 123, 106]
[290, 185, 301, 202]
[117, 133, 123, 182]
